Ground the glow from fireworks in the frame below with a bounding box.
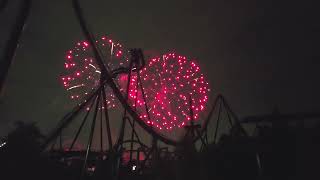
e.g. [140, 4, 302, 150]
[60, 36, 210, 131]
[125, 53, 210, 130]
[60, 36, 129, 108]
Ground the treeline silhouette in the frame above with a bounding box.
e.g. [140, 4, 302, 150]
[1, 120, 320, 180]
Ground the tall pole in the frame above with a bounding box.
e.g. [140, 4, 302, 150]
[100, 96, 103, 153]
[189, 95, 194, 130]
[130, 75, 139, 162]
[69, 97, 96, 151]
[213, 101, 222, 143]
[81, 94, 100, 178]
[101, 85, 113, 149]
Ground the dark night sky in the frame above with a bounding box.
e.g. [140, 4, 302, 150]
[0, 0, 319, 138]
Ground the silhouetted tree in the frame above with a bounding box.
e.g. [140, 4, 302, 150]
[0, 121, 72, 180]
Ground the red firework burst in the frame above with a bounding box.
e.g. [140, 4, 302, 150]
[60, 36, 210, 131]
[126, 53, 210, 130]
[60, 36, 129, 108]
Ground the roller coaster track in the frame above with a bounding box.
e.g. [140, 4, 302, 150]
[42, 0, 247, 151]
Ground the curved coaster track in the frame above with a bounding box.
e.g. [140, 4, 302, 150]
[40, 1, 248, 178]
[2, 1, 320, 179]
[0, 0, 247, 179]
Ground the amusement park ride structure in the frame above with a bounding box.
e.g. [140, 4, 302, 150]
[43, 0, 246, 177]
[41, 1, 248, 178]
[3, 1, 320, 180]
[0, 0, 249, 178]
[0, 0, 248, 177]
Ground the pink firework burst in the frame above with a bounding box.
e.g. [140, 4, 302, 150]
[126, 53, 210, 131]
[60, 36, 129, 108]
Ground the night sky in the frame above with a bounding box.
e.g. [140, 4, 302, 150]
[0, 0, 319, 139]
